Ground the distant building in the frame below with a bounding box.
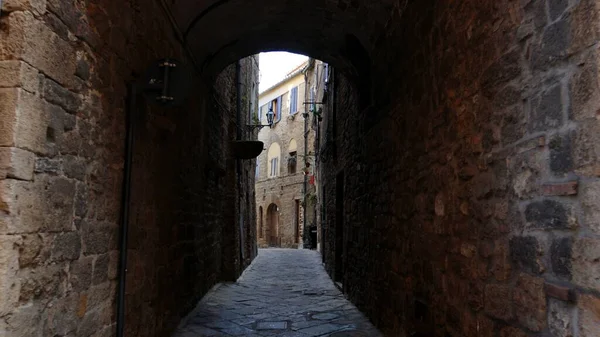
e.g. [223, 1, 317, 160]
[255, 59, 325, 248]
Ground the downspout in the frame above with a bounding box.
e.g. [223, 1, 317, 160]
[236, 61, 245, 265]
[116, 84, 136, 337]
[302, 63, 310, 248]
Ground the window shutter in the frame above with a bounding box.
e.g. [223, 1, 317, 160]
[276, 96, 282, 121]
[290, 87, 298, 113]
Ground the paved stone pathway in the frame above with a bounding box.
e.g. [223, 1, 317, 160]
[173, 249, 382, 337]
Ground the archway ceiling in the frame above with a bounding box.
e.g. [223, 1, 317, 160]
[165, 0, 401, 76]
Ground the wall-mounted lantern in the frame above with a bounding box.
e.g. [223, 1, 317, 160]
[247, 107, 274, 131]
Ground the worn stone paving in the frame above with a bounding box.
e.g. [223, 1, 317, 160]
[173, 249, 382, 337]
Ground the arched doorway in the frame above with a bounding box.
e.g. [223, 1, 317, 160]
[266, 204, 280, 247]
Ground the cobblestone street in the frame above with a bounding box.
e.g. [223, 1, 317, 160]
[173, 249, 382, 337]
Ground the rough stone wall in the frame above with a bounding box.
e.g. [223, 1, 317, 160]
[320, 0, 600, 336]
[0, 0, 257, 336]
[256, 64, 318, 249]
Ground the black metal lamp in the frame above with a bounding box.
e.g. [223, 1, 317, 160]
[246, 106, 275, 131]
[266, 107, 275, 127]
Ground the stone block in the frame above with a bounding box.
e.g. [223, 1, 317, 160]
[578, 294, 600, 337]
[573, 236, 600, 291]
[70, 256, 93, 292]
[43, 79, 82, 114]
[76, 58, 91, 81]
[42, 292, 80, 336]
[5, 304, 43, 336]
[548, 0, 568, 21]
[581, 180, 600, 234]
[44, 176, 77, 232]
[1, 0, 47, 15]
[549, 132, 574, 175]
[18, 264, 64, 302]
[0, 60, 39, 93]
[569, 52, 600, 121]
[549, 298, 574, 337]
[51, 232, 81, 261]
[74, 182, 88, 218]
[1, 11, 76, 88]
[82, 221, 113, 255]
[514, 273, 547, 331]
[43, 11, 69, 40]
[484, 284, 513, 321]
[63, 155, 86, 180]
[0, 235, 21, 315]
[0, 88, 19, 147]
[92, 253, 109, 285]
[18, 233, 42, 267]
[531, 18, 569, 70]
[87, 282, 114, 310]
[0, 88, 49, 154]
[0, 147, 35, 180]
[34, 157, 61, 174]
[510, 236, 544, 274]
[569, 0, 600, 55]
[551, 237, 572, 280]
[524, 199, 577, 230]
[529, 84, 563, 132]
[46, 0, 85, 36]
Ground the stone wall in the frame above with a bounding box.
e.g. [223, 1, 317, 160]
[319, 0, 600, 336]
[0, 0, 257, 336]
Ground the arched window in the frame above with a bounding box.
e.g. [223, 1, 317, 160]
[267, 142, 281, 178]
[288, 139, 298, 174]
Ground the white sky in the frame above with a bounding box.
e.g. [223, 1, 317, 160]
[259, 52, 308, 93]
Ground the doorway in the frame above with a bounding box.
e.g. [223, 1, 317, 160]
[258, 206, 263, 239]
[266, 204, 280, 247]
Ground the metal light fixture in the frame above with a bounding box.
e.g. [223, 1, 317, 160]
[266, 107, 275, 127]
[246, 106, 275, 131]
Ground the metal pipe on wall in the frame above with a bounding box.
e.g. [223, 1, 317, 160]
[236, 60, 245, 263]
[116, 83, 137, 337]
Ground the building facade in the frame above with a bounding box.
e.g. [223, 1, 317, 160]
[255, 59, 325, 249]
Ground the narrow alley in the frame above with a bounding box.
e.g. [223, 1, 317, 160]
[174, 249, 381, 337]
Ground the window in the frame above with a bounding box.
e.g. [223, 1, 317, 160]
[288, 151, 297, 174]
[255, 161, 260, 178]
[290, 86, 299, 114]
[267, 142, 281, 178]
[270, 96, 282, 123]
[270, 157, 279, 177]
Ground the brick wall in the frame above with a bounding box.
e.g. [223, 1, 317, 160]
[0, 0, 257, 336]
[319, 0, 600, 336]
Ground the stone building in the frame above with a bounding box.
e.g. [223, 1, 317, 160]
[255, 59, 324, 249]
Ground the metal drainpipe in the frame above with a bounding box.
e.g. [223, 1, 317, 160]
[116, 83, 136, 337]
[302, 67, 309, 249]
[236, 60, 244, 265]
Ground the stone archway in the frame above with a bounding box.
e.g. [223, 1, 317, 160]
[266, 203, 280, 247]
